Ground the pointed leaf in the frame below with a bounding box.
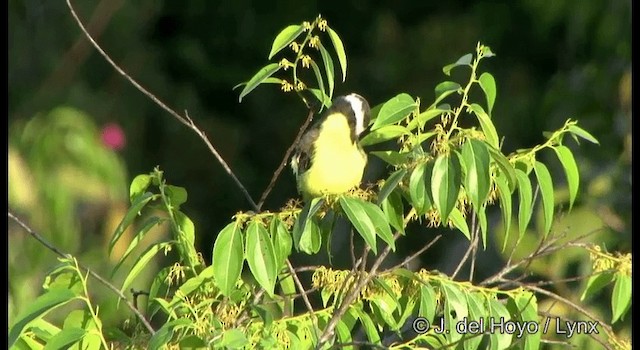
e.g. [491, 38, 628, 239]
[339, 196, 378, 254]
[268, 25, 304, 59]
[486, 143, 517, 191]
[270, 217, 292, 270]
[361, 201, 395, 251]
[477, 204, 488, 249]
[410, 162, 431, 215]
[111, 216, 164, 278]
[129, 174, 152, 202]
[461, 139, 491, 210]
[495, 174, 512, 252]
[580, 272, 614, 301]
[292, 198, 323, 252]
[443, 53, 472, 76]
[534, 161, 554, 238]
[371, 150, 410, 166]
[355, 308, 381, 345]
[212, 221, 244, 297]
[431, 153, 462, 223]
[371, 93, 416, 131]
[442, 282, 468, 344]
[515, 169, 533, 238]
[238, 63, 282, 102]
[465, 293, 487, 350]
[43, 327, 86, 350]
[469, 104, 499, 149]
[121, 242, 173, 295]
[449, 207, 470, 240]
[309, 60, 326, 99]
[419, 284, 436, 322]
[568, 125, 599, 144]
[514, 292, 540, 350]
[109, 192, 155, 255]
[318, 42, 335, 99]
[407, 108, 447, 131]
[381, 189, 405, 234]
[327, 27, 347, 82]
[9, 289, 78, 347]
[611, 273, 631, 323]
[553, 145, 580, 210]
[245, 221, 277, 297]
[478, 72, 497, 114]
[377, 168, 407, 205]
[488, 299, 512, 350]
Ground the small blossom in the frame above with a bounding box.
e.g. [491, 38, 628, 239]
[301, 55, 312, 68]
[295, 81, 306, 91]
[318, 19, 328, 31]
[279, 58, 292, 70]
[101, 123, 126, 150]
[308, 36, 320, 49]
[289, 42, 300, 53]
[281, 80, 293, 92]
[302, 21, 312, 31]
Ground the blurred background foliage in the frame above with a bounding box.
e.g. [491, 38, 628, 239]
[9, 0, 630, 337]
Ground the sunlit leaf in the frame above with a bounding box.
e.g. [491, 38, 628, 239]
[533, 161, 554, 238]
[109, 192, 155, 255]
[318, 42, 335, 99]
[270, 217, 292, 270]
[129, 174, 151, 202]
[431, 153, 461, 223]
[327, 27, 347, 82]
[469, 103, 499, 149]
[449, 207, 470, 240]
[494, 174, 512, 252]
[443, 53, 472, 76]
[515, 169, 533, 239]
[371, 150, 410, 166]
[611, 273, 631, 323]
[478, 72, 497, 114]
[433, 81, 461, 106]
[268, 25, 304, 59]
[442, 282, 468, 344]
[212, 221, 244, 297]
[121, 242, 173, 296]
[377, 168, 407, 205]
[360, 201, 395, 251]
[488, 299, 512, 350]
[309, 60, 326, 99]
[410, 162, 431, 215]
[381, 189, 405, 234]
[245, 221, 277, 297]
[407, 108, 447, 131]
[355, 308, 381, 345]
[292, 198, 323, 252]
[371, 93, 416, 131]
[360, 125, 410, 146]
[580, 272, 614, 301]
[485, 143, 516, 191]
[568, 125, 599, 144]
[461, 139, 491, 210]
[553, 145, 579, 210]
[239, 63, 282, 102]
[340, 196, 378, 254]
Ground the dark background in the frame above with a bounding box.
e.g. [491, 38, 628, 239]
[9, 0, 631, 331]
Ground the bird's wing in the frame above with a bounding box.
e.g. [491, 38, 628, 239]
[291, 127, 320, 177]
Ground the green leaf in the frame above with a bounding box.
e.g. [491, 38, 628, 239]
[478, 72, 497, 114]
[9, 289, 78, 347]
[339, 196, 378, 254]
[109, 192, 155, 255]
[469, 103, 499, 149]
[360, 125, 409, 146]
[611, 273, 631, 323]
[553, 145, 580, 210]
[443, 53, 473, 76]
[381, 189, 405, 234]
[112, 216, 163, 278]
[533, 161, 554, 238]
[121, 242, 173, 296]
[165, 185, 187, 207]
[299, 215, 322, 255]
[318, 42, 335, 100]
[419, 284, 436, 322]
[580, 272, 614, 301]
[485, 143, 517, 191]
[431, 153, 461, 223]
[307, 88, 332, 109]
[442, 282, 469, 344]
[488, 299, 512, 350]
[514, 292, 540, 350]
[449, 208, 470, 240]
[371, 93, 416, 131]
[377, 168, 407, 205]
[461, 139, 491, 210]
[515, 169, 533, 239]
[568, 125, 599, 144]
[268, 25, 304, 59]
[148, 318, 191, 350]
[434, 81, 461, 105]
[464, 293, 487, 350]
[477, 204, 488, 249]
[270, 217, 292, 270]
[238, 63, 282, 102]
[410, 162, 432, 215]
[360, 201, 395, 251]
[407, 108, 447, 131]
[371, 150, 410, 166]
[245, 221, 278, 297]
[494, 174, 512, 252]
[292, 197, 323, 252]
[220, 329, 249, 348]
[327, 27, 347, 82]
[129, 174, 151, 202]
[355, 308, 381, 345]
[43, 327, 86, 350]
[309, 60, 326, 99]
[212, 221, 244, 297]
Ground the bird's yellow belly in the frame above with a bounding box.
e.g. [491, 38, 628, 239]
[299, 120, 367, 199]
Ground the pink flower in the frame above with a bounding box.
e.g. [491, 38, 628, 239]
[101, 123, 126, 150]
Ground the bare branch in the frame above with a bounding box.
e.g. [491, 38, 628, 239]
[65, 0, 258, 211]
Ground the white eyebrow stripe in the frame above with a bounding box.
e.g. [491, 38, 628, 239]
[344, 94, 365, 135]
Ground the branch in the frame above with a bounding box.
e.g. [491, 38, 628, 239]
[8, 211, 155, 334]
[65, 0, 258, 211]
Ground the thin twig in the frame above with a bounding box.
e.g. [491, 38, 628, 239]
[451, 227, 479, 280]
[65, 0, 258, 211]
[388, 234, 442, 271]
[257, 109, 315, 210]
[8, 211, 155, 334]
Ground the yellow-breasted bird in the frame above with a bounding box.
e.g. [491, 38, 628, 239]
[291, 93, 371, 200]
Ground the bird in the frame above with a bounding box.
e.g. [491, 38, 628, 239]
[291, 93, 371, 201]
